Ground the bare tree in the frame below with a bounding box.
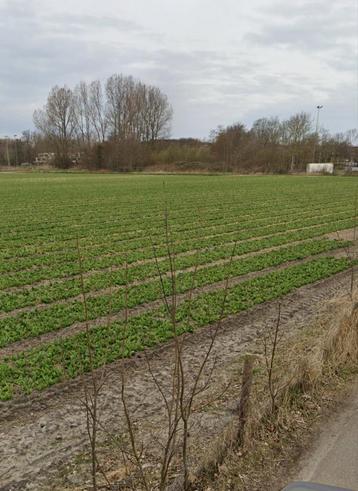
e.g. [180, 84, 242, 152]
[105, 74, 172, 143]
[73, 81, 92, 145]
[211, 123, 247, 171]
[282, 112, 312, 169]
[33, 85, 76, 167]
[345, 129, 358, 146]
[283, 112, 312, 145]
[88, 80, 108, 143]
[144, 86, 173, 142]
[251, 117, 283, 146]
[105, 74, 132, 140]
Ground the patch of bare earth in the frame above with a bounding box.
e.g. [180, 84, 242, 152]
[326, 227, 357, 242]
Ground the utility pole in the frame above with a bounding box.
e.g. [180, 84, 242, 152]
[312, 105, 323, 162]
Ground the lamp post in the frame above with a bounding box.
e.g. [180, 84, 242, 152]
[4, 136, 11, 167]
[315, 105, 323, 133]
[312, 105, 323, 162]
[14, 135, 18, 166]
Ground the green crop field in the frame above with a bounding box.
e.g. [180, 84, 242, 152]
[0, 172, 357, 401]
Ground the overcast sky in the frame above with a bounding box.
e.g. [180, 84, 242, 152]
[0, 0, 357, 138]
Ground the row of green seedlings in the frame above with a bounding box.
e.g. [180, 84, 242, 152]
[1, 199, 353, 269]
[0, 194, 353, 259]
[0, 256, 352, 401]
[0, 239, 350, 349]
[0, 187, 352, 255]
[1, 213, 355, 290]
[1, 184, 348, 243]
[0, 236, 349, 314]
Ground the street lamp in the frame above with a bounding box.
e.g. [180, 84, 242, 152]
[315, 105, 323, 134]
[14, 135, 18, 166]
[312, 105, 323, 162]
[4, 136, 10, 167]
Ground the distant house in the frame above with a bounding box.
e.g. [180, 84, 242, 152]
[34, 152, 55, 165]
[34, 152, 81, 166]
[306, 163, 334, 174]
[343, 161, 358, 172]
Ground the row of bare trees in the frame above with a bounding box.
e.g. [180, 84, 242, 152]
[33, 75, 173, 168]
[3, 107, 357, 171]
[211, 113, 358, 172]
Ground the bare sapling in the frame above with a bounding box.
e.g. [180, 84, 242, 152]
[179, 243, 239, 490]
[119, 259, 150, 490]
[112, 200, 239, 489]
[148, 209, 186, 490]
[144, 209, 239, 490]
[76, 237, 108, 491]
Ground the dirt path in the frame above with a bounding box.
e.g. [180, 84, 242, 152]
[0, 263, 355, 490]
[295, 381, 358, 490]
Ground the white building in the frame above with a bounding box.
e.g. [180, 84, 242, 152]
[306, 163, 334, 174]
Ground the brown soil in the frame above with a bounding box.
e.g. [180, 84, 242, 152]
[326, 227, 357, 242]
[0, 261, 356, 490]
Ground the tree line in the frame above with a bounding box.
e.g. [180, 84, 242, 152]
[1, 73, 357, 172]
[210, 113, 358, 173]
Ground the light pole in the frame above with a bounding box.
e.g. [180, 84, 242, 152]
[4, 136, 11, 167]
[312, 105, 323, 162]
[315, 105, 323, 133]
[14, 135, 18, 166]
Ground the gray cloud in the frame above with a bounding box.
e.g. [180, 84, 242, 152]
[49, 13, 142, 32]
[0, 0, 356, 138]
[246, 1, 356, 54]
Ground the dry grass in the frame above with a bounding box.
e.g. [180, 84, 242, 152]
[190, 293, 358, 491]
